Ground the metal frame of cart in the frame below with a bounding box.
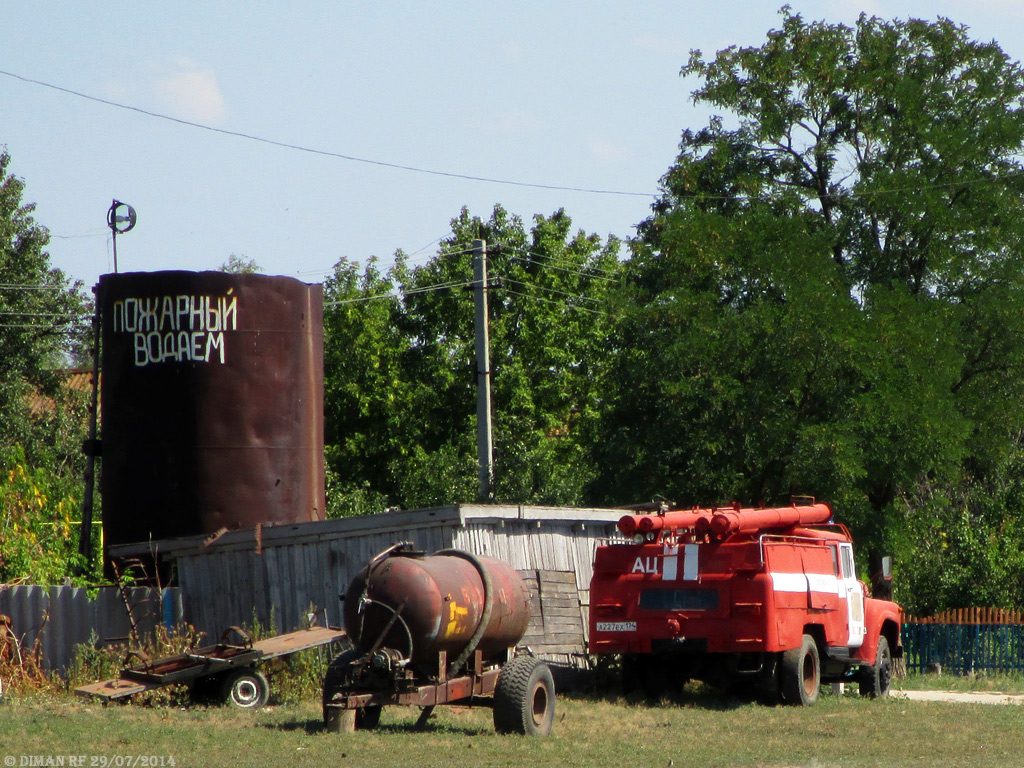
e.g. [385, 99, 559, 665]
[75, 624, 345, 709]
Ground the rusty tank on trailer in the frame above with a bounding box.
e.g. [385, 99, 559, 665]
[343, 543, 532, 670]
[324, 543, 555, 736]
[98, 271, 324, 550]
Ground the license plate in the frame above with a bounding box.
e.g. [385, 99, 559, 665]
[596, 621, 636, 632]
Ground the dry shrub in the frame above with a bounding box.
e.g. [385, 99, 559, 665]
[0, 616, 60, 697]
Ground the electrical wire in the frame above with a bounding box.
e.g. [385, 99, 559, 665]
[0, 68, 657, 199]
[0, 311, 90, 319]
[0, 323, 88, 331]
[501, 277, 604, 307]
[499, 286, 614, 317]
[323, 278, 472, 307]
[506, 250, 622, 283]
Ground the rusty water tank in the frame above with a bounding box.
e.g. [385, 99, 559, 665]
[98, 271, 325, 549]
[344, 545, 532, 668]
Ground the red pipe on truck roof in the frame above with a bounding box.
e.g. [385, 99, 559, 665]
[617, 502, 832, 539]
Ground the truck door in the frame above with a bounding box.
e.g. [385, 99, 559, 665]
[839, 543, 865, 648]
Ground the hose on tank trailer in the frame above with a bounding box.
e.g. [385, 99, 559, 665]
[434, 548, 494, 679]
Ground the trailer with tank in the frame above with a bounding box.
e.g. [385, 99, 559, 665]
[322, 542, 556, 735]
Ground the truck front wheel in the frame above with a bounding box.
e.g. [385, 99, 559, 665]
[859, 635, 892, 699]
[781, 635, 820, 706]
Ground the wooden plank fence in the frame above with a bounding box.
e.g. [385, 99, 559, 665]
[902, 608, 1024, 675]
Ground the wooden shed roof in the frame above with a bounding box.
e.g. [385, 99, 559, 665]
[108, 503, 624, 561]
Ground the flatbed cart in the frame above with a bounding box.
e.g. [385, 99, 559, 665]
[75, 624, 346, 709]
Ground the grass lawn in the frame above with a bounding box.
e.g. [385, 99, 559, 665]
[1, 684, 1022, 768]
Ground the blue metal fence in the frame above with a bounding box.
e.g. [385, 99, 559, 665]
[902, 608, 1024, 675]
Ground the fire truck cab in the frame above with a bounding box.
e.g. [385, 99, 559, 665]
[589, 502, 902, 705]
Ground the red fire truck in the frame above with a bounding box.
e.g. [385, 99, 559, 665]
[589, 501, 902, 705]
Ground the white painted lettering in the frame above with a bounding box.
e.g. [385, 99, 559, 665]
[190, 296, 205, 330]
[116, 291, 239, 365]
[161, 295, 177, 331]
[206, 332, 225, 363]
[133, 331, 148, 366]
[222, 294, 237, 329]
[124, 298, 138, 331]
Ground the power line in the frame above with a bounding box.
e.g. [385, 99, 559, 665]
[500, 286, 614, 317]
[50, 230, 108, 240]
[0, 323, 88, 331]
[0, 68, 657, 199]
[323, 278, 471, 308]
[501, 277, 604, 307]
[0, 311, 90, 319]
[507, 250, 622, 283]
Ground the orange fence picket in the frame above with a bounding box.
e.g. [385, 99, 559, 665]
[906, 607, 1024, 625]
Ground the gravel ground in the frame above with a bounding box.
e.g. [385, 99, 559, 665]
[894, 690, 1024, 705]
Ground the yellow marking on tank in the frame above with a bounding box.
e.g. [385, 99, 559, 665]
[446, 600, 469, 637]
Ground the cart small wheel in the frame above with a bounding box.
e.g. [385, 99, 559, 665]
[493, 655, 556, 736]
[221, 668, 269, 710]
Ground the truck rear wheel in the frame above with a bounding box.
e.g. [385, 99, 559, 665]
[493, 655, 555, 736]
[859, 635, 892, 699]
[781, 635, 820, 706]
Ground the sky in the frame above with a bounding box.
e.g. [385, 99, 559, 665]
[3, 1, 1024, 291]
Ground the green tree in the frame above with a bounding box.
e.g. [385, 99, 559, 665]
[0, 149, 93, 582]
[321, 257, 409, 516]
[218, 254, 262, 274]
[321, 206, 621, 512]
[394, 206, 621, 507]
[595, 10, 1024, 611]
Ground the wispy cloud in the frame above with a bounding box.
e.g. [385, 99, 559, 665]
[589, 136, 633, 164]
[153, 58, 226, 125]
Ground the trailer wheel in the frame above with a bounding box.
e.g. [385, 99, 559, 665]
[859, 635, 892, 699]
[221, 668, 269, 710]
[493, 655, 555, 736]
[781, 635, 820, 706]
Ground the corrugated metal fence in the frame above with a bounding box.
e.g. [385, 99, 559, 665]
[0, 584, 182, 675]
[902, 607, 1024, 674]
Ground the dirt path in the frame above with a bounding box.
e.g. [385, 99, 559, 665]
[895, 689, 1024, 705]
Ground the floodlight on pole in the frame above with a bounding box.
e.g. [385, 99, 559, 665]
[107, 199, 137, 273]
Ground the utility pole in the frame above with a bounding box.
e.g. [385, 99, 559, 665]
[472, 239, 494, 501]
[78, 290, 101, 569]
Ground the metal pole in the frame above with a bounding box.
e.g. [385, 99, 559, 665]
[78, 287, 101, 567]
[472, 239, 494, 501]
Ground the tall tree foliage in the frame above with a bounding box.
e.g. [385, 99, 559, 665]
[0, 149, 92, 583]
[399, 206, 621, 505]
[322, 257, 410, 516]
[322, 206, 620, 512]
[594, 11, 1024, 612]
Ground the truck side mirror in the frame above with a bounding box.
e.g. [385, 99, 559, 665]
[870, 555, 894, 600]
